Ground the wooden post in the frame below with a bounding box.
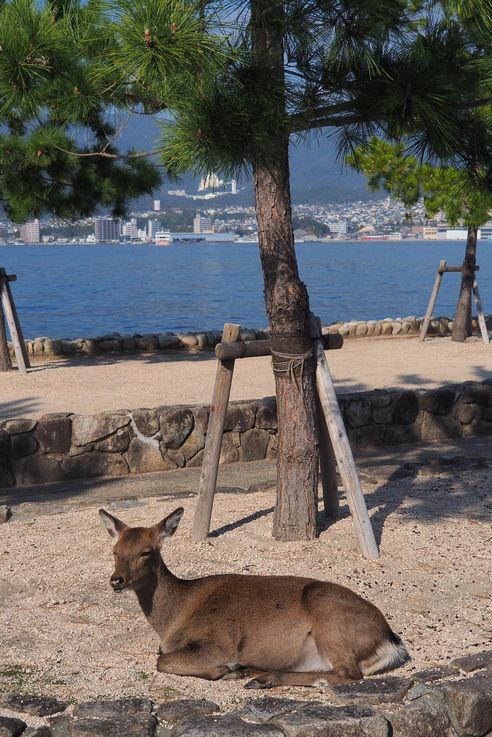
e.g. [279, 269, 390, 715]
[420, 259, 446, 341]
[472, 280, 490, 345]
[192, 323, 241, 541]
[309, 314, 339, 519]
[313, 335, 379, 560]
[0, 268, 30, 373]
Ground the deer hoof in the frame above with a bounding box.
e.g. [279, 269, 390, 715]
[244, 675, 274, 689]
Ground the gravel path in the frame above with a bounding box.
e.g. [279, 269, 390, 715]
[1, 461, 490, 708]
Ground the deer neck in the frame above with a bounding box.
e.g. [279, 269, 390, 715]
[135, 558, 183, 633]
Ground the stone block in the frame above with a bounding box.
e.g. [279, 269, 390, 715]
[331, 676, 412, 705]
[12, 453, 66, 485]
[135, 334, 159, 351]
[2, 694, 68, 716]
[5, 418, 37, 434]
[192, 407, 209, 435]
[240, 329, 257, 341]
[449, 650, 492, 673]
[256, 398, 277, 429]
[96, 428, 131, 453]
[349, 424, 386, 449]
[394, 391, 419, 424]
[234, 698, 308, 723]
[132, 409, 159, 437]
[420, 412, 462, 442]
[392, 321, 402, 335]
[33, 339, 44, 354]
[347, 398, 371, 428]
[385, 698, 458, 737]
[35, 417, 72, 454]
[224, 404, 256, 432]
[384, 423, 421, 445]
[174, 715, 284, 737]
[0, 429, 14, 487]
[60, 339, 78, 355]
[179, 333, 198, 348]
[44, 339, 62, 355]
[62, 451, 128, 479]
[70, 715, 156, 737]
[96, 339, 121, 352]
[156, 700, 219, 731]
[164, 448, 185, 467]
[266, 434, 277, 459]
[239, 428, 270, 462]
[381, 321, 393, 335]
[72, 413, 131, 446]
[180, 429, 206, 461]
[73, 698, 152, 720]
[418, 389, 456, 415]
[373, 322, 383, 336]
[219, 433, 239, 464]
[0, 716, 26, 737]
[122, 338, 137, 352]
[272, 703, 389, 737]
[157, 333, 180, 349]
[372, 395, 394, 424]
[443, 672, 492, 736]
[11, 432, 38, 458]
[187, 448, 204, 468]
[458, 382, 491, 406]
[0, 505, 11, 522]
[196, 333, 208, 348]
[159, 408, 194, 450]
[356, 323, 368, 337]
[453, 403, 478, 425]
[81, 339, 96, 354]
[127, 439, 175, 473]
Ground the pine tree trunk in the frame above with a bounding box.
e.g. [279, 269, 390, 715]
[251, 0, 318, 541]
[452, 226, 477, 342]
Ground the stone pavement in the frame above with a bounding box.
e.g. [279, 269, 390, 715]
[1, 651, 492, 737]
[2, 436, 492, 520]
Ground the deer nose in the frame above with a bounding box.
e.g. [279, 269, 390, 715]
[110, 575, 125, 590]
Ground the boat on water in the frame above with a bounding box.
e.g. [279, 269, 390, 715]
[154, 230, 173, 246]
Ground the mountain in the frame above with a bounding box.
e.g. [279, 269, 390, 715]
[116, 115, 374, 208]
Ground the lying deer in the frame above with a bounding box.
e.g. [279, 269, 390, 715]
[99, 506, 409, 688]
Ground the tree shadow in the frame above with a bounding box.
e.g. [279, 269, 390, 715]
[0, 397, 41, 419]
[209, 506, 275, 537]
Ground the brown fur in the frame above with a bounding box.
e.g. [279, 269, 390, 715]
[99, 506, 409, 688]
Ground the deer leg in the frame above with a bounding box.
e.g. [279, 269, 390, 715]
[157, 646, 240, 681]
[245, 664, 363, 689]
[220, 666, 266, 681]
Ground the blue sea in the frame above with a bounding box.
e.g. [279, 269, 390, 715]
[1, 240, 491, 339]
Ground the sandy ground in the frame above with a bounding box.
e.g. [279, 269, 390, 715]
[0, 335, 490, 708]
[1, 335, 491, 419]
[0, 462, 490, 707]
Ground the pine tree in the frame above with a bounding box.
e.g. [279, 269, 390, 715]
[347, 137, 492, 342]
[2, 0, 491, 537]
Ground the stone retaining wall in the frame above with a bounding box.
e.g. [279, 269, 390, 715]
[0, 650, 491, 737]
[9, 314, 492, 360]
[1, 381, 491, 489]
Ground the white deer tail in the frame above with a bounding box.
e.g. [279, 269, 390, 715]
[360, 632, 410, 676]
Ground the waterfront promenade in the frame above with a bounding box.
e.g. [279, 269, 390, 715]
[1, 334, 490, 418]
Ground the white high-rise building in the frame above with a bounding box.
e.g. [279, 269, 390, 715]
[123, 218, 138, 239]
[193, 213, 213, 233]
[20, 219, 40, 243]
[153, 199, 161, 212]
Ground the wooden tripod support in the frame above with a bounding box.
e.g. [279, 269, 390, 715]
[192, 315, 379, 561]
[0, 268, 30, 373]
[420, 259, 489, 345]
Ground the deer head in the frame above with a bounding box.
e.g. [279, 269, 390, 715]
[99, 507, 184, 592]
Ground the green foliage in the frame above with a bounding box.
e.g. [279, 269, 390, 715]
[347, 137, 492, 226]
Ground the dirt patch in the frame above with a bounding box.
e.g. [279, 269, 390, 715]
[0, 466, 490, 709]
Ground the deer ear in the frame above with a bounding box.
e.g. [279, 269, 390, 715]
[155, 507, 184, 541]
[99, 509, 128, 541]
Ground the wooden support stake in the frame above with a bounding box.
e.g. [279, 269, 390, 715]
[192, 322, 241, 541]
[472, 280, 490, 345]
[313, 334, 379, 560]
[420, 259, 446, 342]
[215, 333, 343, 361]
[0, 268, 30, 373]
[310, 314, 339, 519]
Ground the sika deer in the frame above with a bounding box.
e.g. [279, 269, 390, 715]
[99, 506, 409, 688]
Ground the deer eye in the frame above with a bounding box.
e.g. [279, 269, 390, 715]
[140, 550, 152, 558]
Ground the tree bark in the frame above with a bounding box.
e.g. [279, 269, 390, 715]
[452, 226, 477, 342]
[251, 0, 318, 541]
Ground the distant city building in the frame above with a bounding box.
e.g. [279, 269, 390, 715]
[231, 179, 237, 194]
[193, 213, 213, 233]
[94, 218, 122, 242]
[147, 218, 159, 241]
[327, 220, 347, 236]
[153, 199, 161, 212]
[122, 218, 138, 240]
[20, 219, 40, 243]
